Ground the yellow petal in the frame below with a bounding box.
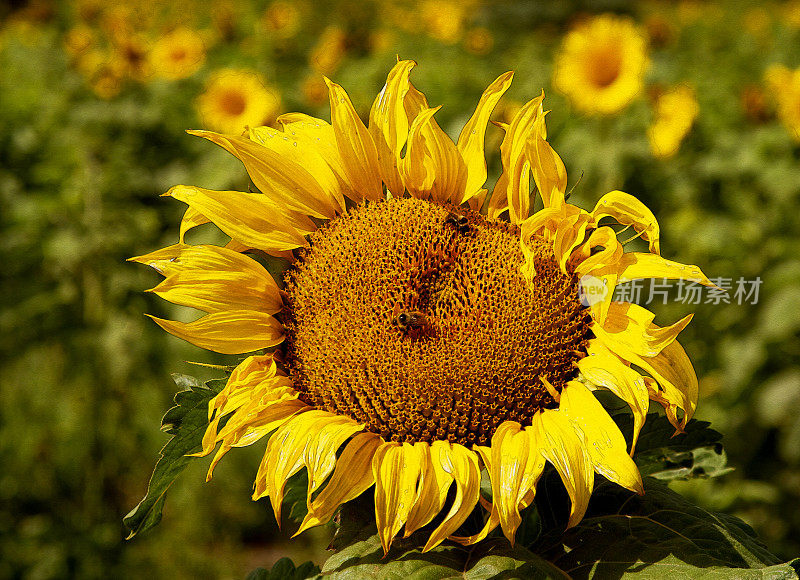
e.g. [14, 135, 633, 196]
[494, 92, 546, 224]
[369, 59, 416, 195]
[246, 124, 346, 214]
[325, 77, 383, 202]
[596, 302, 692, 358]
[303, 418, 365, 496]
[188, 130, 339, 220]
[402, 106, 466, 203]
[147, 310, 283, 354]
[534, 409, 594, 528]
[295, 432, 382, 534]
[629, 338, 699, 429]
[373, 442, 424, 554]
[165, 185, 312, 252]
[616, 252, 716, 287]
[450, 446, 501, 545]
[560, 381, 644, 494]
[404, 442, 453, 536]
[573, 227, 624, 277]
[276, 113, 353, 204]
[422, 442, 481, 552]
[253, 410, 339, 523]
[456, 71, 514, 201]
[137, 244, 282, 315]
[403, 80, 429, 123]
[528, 120, 568, 209]
[488, 421, 546, 544]
[179, 206, 209, 242]
[204, 397, 306, 481]
[590, 191, 661, 254]
[553, 212, 591, 273]
[578, 346, 650, 453]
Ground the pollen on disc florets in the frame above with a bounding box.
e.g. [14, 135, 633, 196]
[281, 197, 592, 447]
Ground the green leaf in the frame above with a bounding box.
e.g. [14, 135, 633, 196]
[122, 374, 224, 539]
[247, 558, 320, 580]
[314, 536, 568, 579]
[535, 478, 800, 579]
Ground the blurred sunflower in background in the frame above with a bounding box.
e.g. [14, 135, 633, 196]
[133, 61, 714, 554]
[553, 14, 648, 115]
[765, 64, 800, 141]
[149, 27, 206, 80]
[648, 85, 699, 158]
[195, 68, 281, 134]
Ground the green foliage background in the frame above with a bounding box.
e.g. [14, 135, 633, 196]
[1, 0, 799, 577]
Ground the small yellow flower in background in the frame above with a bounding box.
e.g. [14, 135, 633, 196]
[765, 64, 800, 142]
[743, 7, 772, 40]
[309, 26, 347, 75]
[150, 27, 206, 80]
[370, 28, 396, 54]
[262, 0, 302, 40]
[136, 61, 714, 554]
[196, 69, 281, 134]
[648, 85, 699, 159]
[113, 33, 152, 82]
[785, 0, 800, 29]
[464, 27, 494, 55]
[553, 14, 648, 115]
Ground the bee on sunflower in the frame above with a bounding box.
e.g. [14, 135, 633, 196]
[132, 60, 714, 554]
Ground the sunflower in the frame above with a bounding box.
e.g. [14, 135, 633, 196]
[553, 14, 648, 115]
[764, 64, 800, 142]
[150, 27, 206, 81]
[133, 61, 714, 554]
[196, 69, 281, 135]
[648, 85, 699, 158]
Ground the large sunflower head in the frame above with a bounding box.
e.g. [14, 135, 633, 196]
[553, 14, 649, 115]
[133, 61, 714, 554]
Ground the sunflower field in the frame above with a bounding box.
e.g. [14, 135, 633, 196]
[2, 0, 800, 578]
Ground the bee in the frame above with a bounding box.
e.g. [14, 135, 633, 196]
[444, 212, 470, 234]
[392, 310, 430, 334]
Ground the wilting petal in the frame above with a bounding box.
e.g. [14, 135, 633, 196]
[423, 442, 481, 552]
[596, 302, 692, 358]
[147, 310, 283, 354]
[534, 409, 594, 528]
[402, 106, 466, 203]
[578, 345, 650, 453]
[188, 130, 339, 220]
[488, 422, 546, 544]
[303, 418, 365, 496]
[296, 433, 382, 534]
[370, 60, 416, 195]
[165, 185, 312, 252]
[404, 442, 453, 536]
[616, 252, 716, 288]
[456, 71, 514, 201]
[590, 191, 661, 254]
[573, 227, 624, 277]
[253, 410, 341, 523]
[494, 92, 546, 223]
[373, 442, 425, 554]
[325, 77, 383, 202]
[560, 381, 644, 493]
[628, 338, 699, 429]
[553, 212, 591, 273]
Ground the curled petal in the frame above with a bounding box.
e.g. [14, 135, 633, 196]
[404, 442, 453, 536]
[590, 191, 661, 254]
[373, 442, 424, 554]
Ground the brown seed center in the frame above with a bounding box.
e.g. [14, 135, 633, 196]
[282, 197, 591, 446]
